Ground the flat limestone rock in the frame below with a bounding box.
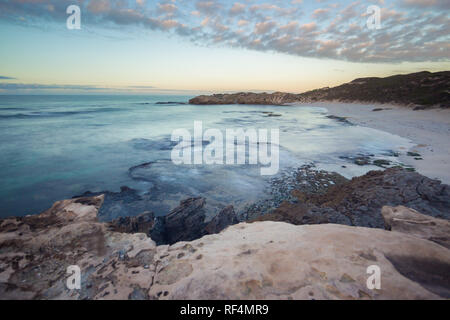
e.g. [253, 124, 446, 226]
[382, 205, 450, 249]
[1, 196, 449, 300]
[0, 196, 157, 300]
[150, 222, 450, 300]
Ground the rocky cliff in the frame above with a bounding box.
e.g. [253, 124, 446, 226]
[0, 195, 449, 300]
[189, 71, 450, 109]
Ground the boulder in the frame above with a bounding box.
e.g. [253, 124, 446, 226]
[107, 198, 240, 246]
[108, 211, 155, 235]
[204, 205, 239, 234]
[382, 206, 450, 249]
[164, 197, 207, 244]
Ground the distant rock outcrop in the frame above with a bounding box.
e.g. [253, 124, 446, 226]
[1, 197, 449, 300]
[189, 92, 299, 105]
[189, 71, 450, 108]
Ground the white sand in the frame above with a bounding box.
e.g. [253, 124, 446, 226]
[293, 102, 450, 184]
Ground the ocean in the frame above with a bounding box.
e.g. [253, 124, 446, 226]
[0, 95, 413, 219]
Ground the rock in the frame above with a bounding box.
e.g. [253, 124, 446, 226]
[373, 159, 391, 167]
[407, 152, 421, 157]
[244, 165, 348, 221]
[326, 115, 353, 125]
[163, 199, 239, 244]
[106, 197, 209, 245]
[107, 198, 240, 246]
[150, 222, 450, 300]
[189, 71, 450, 108]
[164, 198, 207, 245]
[189, 92, 299, 105]
[354, 157, 370, 166]
[253, 201, 352, 226]
[204, 206, 239, 234]
[155, 102, 186, 105]
[148, 217, 167, 245]
[255, 168, 450, 228]
[1, 197, 449, 299]
[382, 206, 450, 249]
[75, 186, 152, 221]
[108, 211, 155, 235]
[0, 195, 157, 300]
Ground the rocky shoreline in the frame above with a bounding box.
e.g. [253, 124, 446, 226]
[189, 71, 450, 109]
[1, 167, 450, 300]
[253, 168, 450, 228]
[106, 167, 449, 245]
[0, 188, 449, 299]
[70, 164, 449, 247]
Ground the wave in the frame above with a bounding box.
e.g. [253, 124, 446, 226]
[135, 102, 187, 106]
[155, 101, 187, 105]
[0, 107, 25, 111]
[0, 107, 124, 119]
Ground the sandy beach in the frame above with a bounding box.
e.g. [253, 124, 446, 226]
[297, 102, 450, 184]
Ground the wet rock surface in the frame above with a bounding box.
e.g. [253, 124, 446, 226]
[108, 211, 156, 235]
[75, 186, 156, 222]
[204, 205, 239, 235]
[254, 168, 450, 228]
[107, 198, 239, 246]
[243, 165, 348, 221]
[164, 198, 208, 245]
[76, 166, 450, 242]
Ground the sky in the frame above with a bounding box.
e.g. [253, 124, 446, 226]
[0, 0, 449, 95]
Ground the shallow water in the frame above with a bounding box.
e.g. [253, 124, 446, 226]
[0, 95, 413, 218]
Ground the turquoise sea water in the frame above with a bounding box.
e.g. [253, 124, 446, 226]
[0, 95, 413, 218]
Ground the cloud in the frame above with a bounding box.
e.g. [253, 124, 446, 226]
[0, 83, 108, 90]
[0, 76, 17, 80]
[87, 0, 110, 14]
[0, 83, 162, 93]
[195, 1, 222, 16]
[312, 8, 330, 20]
[127, 85, 156, 89]
[230, 3, 246, 16]
[0, 0, 449, 63]
[254, 21, 277, 35]
[401, 0, 450, 10]
[157, 3, 178, 15]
